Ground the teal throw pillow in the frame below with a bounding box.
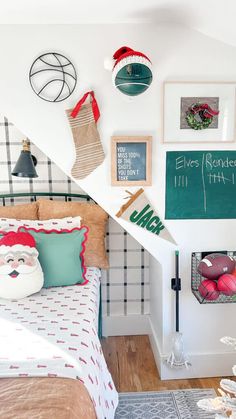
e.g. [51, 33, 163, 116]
[18, 227, 88, 288]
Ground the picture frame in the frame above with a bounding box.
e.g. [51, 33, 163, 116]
[111, 136, 152, 186]
[163, 81, 236, 143]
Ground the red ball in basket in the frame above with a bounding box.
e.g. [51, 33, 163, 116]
[197, 253, 235, 281]
[217, 274, 236, 296]
[198, 279, 220, 301]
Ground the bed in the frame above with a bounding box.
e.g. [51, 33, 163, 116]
[0, 192, 118, 419]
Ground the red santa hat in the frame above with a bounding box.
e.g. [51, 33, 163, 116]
[0, 232, 38, 255]
[104, 46, 152, 84]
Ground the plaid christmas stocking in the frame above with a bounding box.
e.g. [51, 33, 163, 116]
[66, 91, 105, 179]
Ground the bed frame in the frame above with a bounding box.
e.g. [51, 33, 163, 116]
[0, 191, 103, 338]
[0, 192, 92, 204]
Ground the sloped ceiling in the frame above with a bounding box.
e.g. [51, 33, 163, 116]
[1, 0, 236, 47]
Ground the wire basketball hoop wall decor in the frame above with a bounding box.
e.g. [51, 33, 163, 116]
[29, 52, 77, 102]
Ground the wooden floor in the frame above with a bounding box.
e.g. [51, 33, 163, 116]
[101, 335, 231, 393]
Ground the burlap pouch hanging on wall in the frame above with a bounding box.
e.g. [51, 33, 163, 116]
[66, 91, 105, 180]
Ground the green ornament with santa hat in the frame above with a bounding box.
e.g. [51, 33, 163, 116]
[105, 46, 153, 96]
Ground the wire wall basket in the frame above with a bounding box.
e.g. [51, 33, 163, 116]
[191, 250, 236, 304]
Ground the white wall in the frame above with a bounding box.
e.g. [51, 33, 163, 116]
[0, 23, 236, 378]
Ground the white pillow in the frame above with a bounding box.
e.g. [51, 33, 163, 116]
[0, 231, 44, 300]
[0, 216, 81, 233]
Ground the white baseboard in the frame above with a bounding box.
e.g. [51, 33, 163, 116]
[102, 314, 150, 337]
[148, 319, 162, 377]
[103, 315, 235, 379]
[160, 352, 236, 380]
[149, 318, 235, 380]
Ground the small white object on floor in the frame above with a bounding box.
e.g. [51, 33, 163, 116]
[166, 332, 191, 369]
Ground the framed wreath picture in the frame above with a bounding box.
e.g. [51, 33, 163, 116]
[163, 81, 236, 143]
[111, 136, 152, 186]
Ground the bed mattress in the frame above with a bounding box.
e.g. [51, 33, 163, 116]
[0, 267, 118, 419]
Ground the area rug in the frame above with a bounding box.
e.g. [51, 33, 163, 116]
[115, 389, 216, 418]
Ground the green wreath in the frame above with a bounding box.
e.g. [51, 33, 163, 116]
[186, 103, 219, 131]
[186, 112, 212, 130]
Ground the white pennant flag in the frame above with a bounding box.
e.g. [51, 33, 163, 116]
[116, 188, 177, 245]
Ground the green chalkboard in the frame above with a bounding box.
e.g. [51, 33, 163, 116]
[166, 151, 236, 219]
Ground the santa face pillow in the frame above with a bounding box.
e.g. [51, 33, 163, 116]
[0, 232, 44, 299]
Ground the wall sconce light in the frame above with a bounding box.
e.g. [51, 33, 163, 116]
[11, 140, 38, 178]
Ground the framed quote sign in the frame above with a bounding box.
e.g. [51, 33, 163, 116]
[111, 136, 152, 186]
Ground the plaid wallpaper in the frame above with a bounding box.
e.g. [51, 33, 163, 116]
[0, 116, 150, 316]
